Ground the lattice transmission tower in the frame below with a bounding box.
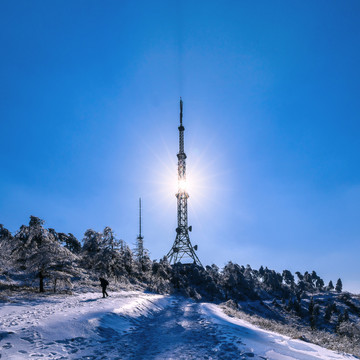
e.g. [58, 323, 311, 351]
[167, 98, 202, 267]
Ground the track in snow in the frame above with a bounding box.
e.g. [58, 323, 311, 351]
[103, 299, 243, 360]
[0, 292, 356, 359]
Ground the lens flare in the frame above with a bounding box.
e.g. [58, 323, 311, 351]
[178, 179, 187, 192]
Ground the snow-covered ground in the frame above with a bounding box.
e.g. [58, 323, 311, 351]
[0, 291, 356, 359]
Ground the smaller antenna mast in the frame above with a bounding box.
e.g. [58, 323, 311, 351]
[135, 197, 145, 264]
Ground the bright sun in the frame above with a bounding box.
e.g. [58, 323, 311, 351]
[178, 179, 187, 192]
[143, 135, 223, 219]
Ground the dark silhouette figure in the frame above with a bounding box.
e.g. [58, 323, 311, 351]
[99, 277, 109, 298]
[39, 270, 45, 293]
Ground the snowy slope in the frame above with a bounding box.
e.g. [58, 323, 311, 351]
[0, 291, 356, 359]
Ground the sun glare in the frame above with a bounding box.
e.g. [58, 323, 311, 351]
[140, 131, 226, 225]
[178, 179, 187, 192]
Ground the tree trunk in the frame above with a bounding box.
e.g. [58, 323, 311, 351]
[53, 278, 57, 293]
[39, 271, 44, 293]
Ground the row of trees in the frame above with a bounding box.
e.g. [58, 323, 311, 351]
[0, 216, 156, 293]
[284, 294, 350, 330]
[0, 216, 343, 300]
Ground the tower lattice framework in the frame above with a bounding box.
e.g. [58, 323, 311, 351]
[167, 99, 202, 267]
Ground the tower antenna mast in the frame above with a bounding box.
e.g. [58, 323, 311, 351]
[167, 99, 202, 267]
[138, 198, 143, 240]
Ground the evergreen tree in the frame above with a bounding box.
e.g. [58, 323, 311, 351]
[336, 312, 344, 332]
[262, 268, 282, 293]
[310, 313, 316, 329]
[12, 216, 45, 267]
[282, 270, 295, 287]
[48, 228, 60, 243]
[327, 280, 334, 291]
[12, 216, 78, 292]
[293, 299, 302, 316]
[149, 257, 172, 293]
[244, 264, 253, 281]
[123, 244, 133, 274]
[27, 237, 78, 293]
[286, 299, 293, 312]
[103, 226, 121, 251]
[295, 271, 303, 281]
[258, 265, 265, 277]
[82, 229, 102, 255]
[134, 236, 144, 261]
[308, 297, 314, 314]
[221, 262, 257, 300]
[324, 303, 333, 321]
[82, 227, 133, 278]
[335, 278, 343, 292]
[297, 280, 306, 292]
[315, 278, 324, 290]
[0, 224, 12, 240]
[0, 224, 15, 271]
[303, 271, 313, 289]
[29, 215, 44, 228]
[310, 304, 320, 330]
[64, 233, 81, 254]
[331, 302, 338, 314]
[134, 234, 150, 272]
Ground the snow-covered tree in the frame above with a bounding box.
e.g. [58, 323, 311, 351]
[220, 262, 257, 300]
[59, 233, 81, 254]
[258, 265, 265, 277]
[122, 244, 134, 274]
[315, 277, 324, 290]
[48, 228, 60, 243]
[26, 235, 78, 292]
[308, 297, 314, 314]
[324, 303, 333, 322]
[336, 310, 347, 332]
[82, 229, 103, 255]
[310, 304, 320, 329]
[133, 235, 151, 273]
[293, 299, 302, 316]
[335, 278, 343, 292]
[262, 268, 282, 294]
[327, 280, 334, 291]
[0, 224, 15, 272]
[82, 227, 135, 278]
[102, 226, 121, 251]
[295, 271, 303, 281]
[303, 271, 313, 287]
[12, 216, 78, 292]
[282, 270, 295, 287]
[0, 224, 12, 240]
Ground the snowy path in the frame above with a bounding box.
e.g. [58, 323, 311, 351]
[0, 291, 356, 359]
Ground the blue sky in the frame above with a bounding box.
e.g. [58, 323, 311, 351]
[1, 1, 359, 292]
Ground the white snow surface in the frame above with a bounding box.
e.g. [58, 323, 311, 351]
[0, 291, 356, 359]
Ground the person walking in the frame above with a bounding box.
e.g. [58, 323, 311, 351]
[99, 277, 109, 298]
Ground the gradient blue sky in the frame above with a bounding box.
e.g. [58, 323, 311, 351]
[1, 1, 359, 292]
